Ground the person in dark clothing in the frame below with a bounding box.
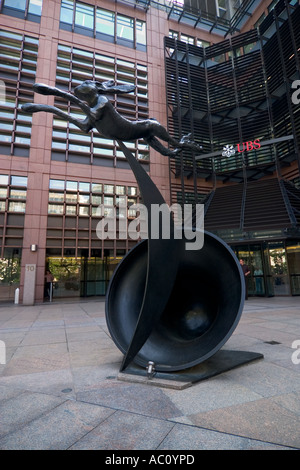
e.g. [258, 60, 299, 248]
[240, 259, 250, 300]
[44, 270, 54, 300]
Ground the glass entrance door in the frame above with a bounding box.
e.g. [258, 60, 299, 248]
[268, 242, 290, 295]
[286, 241, 300, 295]
[232, 244, 266, 297]
[251, 244, 265, 296]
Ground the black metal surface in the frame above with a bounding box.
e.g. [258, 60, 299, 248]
[106, 230, 245, 372]
[116, 141, 181, 371]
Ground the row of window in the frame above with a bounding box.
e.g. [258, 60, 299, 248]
[48, 203, 138, 218]
[169, 30, 210, 48]
[49, 179, 137, 196]
[0, 174, 28, 213]
[0, 174, 140, 215]
[168, 30, 258, 64]
[48, 179, 139, 217]
[0, 30, 38, 156]
[60, 0, 146, 51]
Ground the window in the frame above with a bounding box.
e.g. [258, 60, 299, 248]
[60, 0, 74, 24]
[3, 0, 26, 10]
[48, 204, 64, 215]
[117, 15, 134, 43]
[136, 20, 146, 50]
[8, 202, 26, 212]
[197, 39, 210, 48]
[96, 9, 115, 38]
[79, 206, 89, 216]
[0, 175, 9, 186]
[0, 188, 7, 198]
[78, 194, 90, 204]
[11, 176, 28, 187]
[49, 192, 64, 203]
[268, 0, 279, 12]
[92, 183, 102, 193]
[28, 0, 43, 15]
[66, 181, 78, 191]
[181, 34, 195, 45]
[104, 185, 114, 194]
[216, 0, 227, 18]
[2, 0, 43, 21]
[79, 182, 90, 192]
[49, 179, 65, 190]
[9, 189, 27, 199]
[75, 1, 94, 29]
[104, 196, 114, 206]
[128, 187, 137, 196]
[92, 195, 102, 205]
[66, 193, 77, 204]
[66, 205, 76, 215]
[116, 186, 125, 195]
[169, 30, 179, 40]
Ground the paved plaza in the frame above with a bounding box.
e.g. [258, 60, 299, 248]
[0, 296, 299, 450]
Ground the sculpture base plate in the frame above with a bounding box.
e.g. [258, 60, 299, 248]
[117, 350, 263, 390]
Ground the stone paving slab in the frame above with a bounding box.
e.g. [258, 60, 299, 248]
[0, 399, 115, 450]
[0, 391, 65, 439]
[189, 395, 300, 448]
[0, 297, 299, 450]
[69, 411, 175, 451]
[156, 422, 290, 451]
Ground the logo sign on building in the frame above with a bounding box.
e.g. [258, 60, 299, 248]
[222, 139, 261, 157]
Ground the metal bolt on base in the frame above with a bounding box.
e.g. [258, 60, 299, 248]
[146, 361, 155, 379]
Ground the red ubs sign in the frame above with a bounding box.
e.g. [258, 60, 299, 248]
[236, 139, 261, 152]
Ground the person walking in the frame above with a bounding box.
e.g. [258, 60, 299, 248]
[240, 259, 250, 300]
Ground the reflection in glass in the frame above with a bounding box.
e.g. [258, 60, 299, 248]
[75, 1, 94, 29]
[11, 176, 28, 187]
[10, 189, 27, 199]
[28, 0, 43, 16]
[48, 204, 64, 215]
[117, 15, 134, 41]
[96, 8, 115, 36]
[8, 201, 26, 212]
[268, 243, 289, 295]
[49, 179, 65, 190]
[3, 0, 26, 10]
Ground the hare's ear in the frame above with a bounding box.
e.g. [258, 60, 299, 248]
[96, 80, 135, 94]
[94, 80, 114, 92]
[113, 84, 135, 94]
[101, 80, 115, 89]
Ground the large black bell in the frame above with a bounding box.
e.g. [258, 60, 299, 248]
[106, 230, 245, 372]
